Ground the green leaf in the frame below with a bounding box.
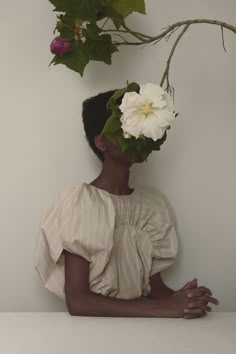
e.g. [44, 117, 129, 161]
[105, 134, 115, 143]
[56, 27, 74, 39]
[126, 81, 140, 93]
[102, 129, 135, 153]
[97, 6, 125, 28]
[50, 42, 89, 76]
[106, 86, 127, 112]
[49, 0, 103, 21]
[106, 81, 139, 112]
[55, 14, 75, 39]
[84, 34, 117, 64]
[85, 23, 102, 39]
[134, 138, 145, 152]
[49, 56, 57, 67]
[140, 149, 152, 162]
[103, 129, 152, 162]
[102, 113, 122, 134]
[115, 133, 136, 152]
[108, 0, 146, 18]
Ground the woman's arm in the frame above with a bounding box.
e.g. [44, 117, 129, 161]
[148, 272, 175, 299]
[64, 250, 171, 317]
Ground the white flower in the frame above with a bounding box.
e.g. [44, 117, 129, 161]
[119, 83, 175, 141]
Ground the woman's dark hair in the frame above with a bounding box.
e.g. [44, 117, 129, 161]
[82, 90, 170, 162]
[82, 90, 120, 162]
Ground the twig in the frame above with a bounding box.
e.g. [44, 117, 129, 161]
[101, 18, 110, 30]
[160, 24, 191, 90]
[152, 37, 164, 45]
[165, 26, 180, 42]
[221, 25, 227, 52]
[115, 19, 236, 46]
[122, 24, 153, 39]
[113, 34, 129, 43]
[107, 18, 235, 94]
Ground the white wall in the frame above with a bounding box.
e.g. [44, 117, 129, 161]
[0, 0, 235, 312]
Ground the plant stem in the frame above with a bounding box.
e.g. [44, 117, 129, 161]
[113, 19, 236, 46]
[107, 18, 235, 94]
[160, 23, 190, 89]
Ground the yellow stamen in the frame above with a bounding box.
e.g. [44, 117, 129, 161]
[137, 102, 153, 116]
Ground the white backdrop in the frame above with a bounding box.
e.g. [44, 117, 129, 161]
[0, 0, 235, 312]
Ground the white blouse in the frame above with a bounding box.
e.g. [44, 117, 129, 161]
[33, 182, 178, 301]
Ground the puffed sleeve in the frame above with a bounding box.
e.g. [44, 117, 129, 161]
[138, 184, 178, 277]
[150, 222, 178, 277]
[40, 185, 91, 265]
[33, 183, 116, 300]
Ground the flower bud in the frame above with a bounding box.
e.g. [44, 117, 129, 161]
[50, 37, 71, 57]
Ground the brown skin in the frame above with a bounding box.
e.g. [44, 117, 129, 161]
[64, 251, 219, 318]
[90, 134, 145, 195]
[64, 134, 219, 318]
[148, 273, 219, 319]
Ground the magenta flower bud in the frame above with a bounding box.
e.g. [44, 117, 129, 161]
[50, 37, 71, 57]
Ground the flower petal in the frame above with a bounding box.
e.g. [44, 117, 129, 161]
[121, 112, 144, 138]
[140, 83, 165, 100]
[141, 114, 165, 140]
[154, 109, 176, 126]
[151, 96, 166, 109]
[119, 91, 140, 113]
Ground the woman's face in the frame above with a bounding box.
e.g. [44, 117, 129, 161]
[95, 135, 146, 165]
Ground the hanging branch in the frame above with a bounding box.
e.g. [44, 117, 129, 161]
[49, 0, 236, 88]
[111, 19, 236, 46]
[101, 18, 235, 94]
[160, 23, 190, 93]
[221, 25, 227, 52]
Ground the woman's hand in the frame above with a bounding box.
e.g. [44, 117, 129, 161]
[176, 279, 220, 319]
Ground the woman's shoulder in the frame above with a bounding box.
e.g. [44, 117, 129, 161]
[136, 183, 165, 204]
[136, 183, 176, 224]
[41, 181, 115, 226]
[41, 182, 82, 222]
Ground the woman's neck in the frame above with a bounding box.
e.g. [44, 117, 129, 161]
[90, 159, 133, 195]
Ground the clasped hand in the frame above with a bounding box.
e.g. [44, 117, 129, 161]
[177, 278, 220, 319]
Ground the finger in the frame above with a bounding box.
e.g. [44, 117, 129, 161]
[180, 282, 191, 291]
[187, 289, 203, 298]
[197, 286, 212, 296]
[188, 294, 219, 306]
[180, 279, 197, 290]
[201, 295, 219, 306]
[177, 281, 197, 293]
[187, 282, 198, 290]
[184, 308, 203, 315]
[187, 300, 208, 308]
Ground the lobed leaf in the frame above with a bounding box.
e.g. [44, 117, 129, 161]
[108, 0, 146, 18]
[51, 42, 89, 76]
[49, 0, 103, 21]
[84, 34, 117, 64]
[102, 113, 122, 134]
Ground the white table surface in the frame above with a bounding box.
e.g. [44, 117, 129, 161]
[0, 312, 235, 354]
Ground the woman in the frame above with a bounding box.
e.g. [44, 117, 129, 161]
[34, 89, 219, 319]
